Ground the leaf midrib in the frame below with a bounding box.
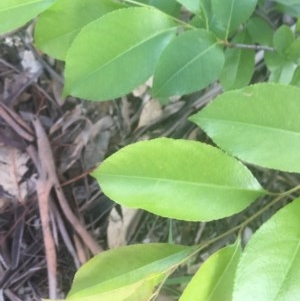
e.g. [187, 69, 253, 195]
[154, 41, 217, 96]
[207, 243, 240, 300]
[101, 174, 262, 192]
[225, 0, 236, 39]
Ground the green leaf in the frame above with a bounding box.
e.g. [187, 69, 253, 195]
[0, 0, 56, 34]
[180, 240, 241, 301]
[66, 243, 194, 301]
[190, 83, 300, 172]
[275, 0, 300, 12]
[273, 25, 294, 55]
[68, 280, 156, 301]
[233, 198, 300, 301]
[220, 30, 255, 90]
[211, 0, 258, 39]
[152, 29, 224, 98]
[291, 66, 300, 87]
[246, 16, 273, 46]
[92, 138, 265, 222]
[296, 17, 300, 32]
[275, 3, 300, 18]
[285, 38, 300, 64]
[149, 0, 181, 17]
[63, 7, 176, 101]
[194, 0, 226, 38]
[175, 0, 201, 14]
[35, 0, 124, 60]
[265, 52, 297, 84]
[135, 0, 181, 17]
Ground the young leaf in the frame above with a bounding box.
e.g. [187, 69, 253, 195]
[190, 83, 300, 172]
[92, 138, 265, 222]
[211, 0, 258, 39]
[66, 243, 194, 301]
[233, 198, 300, 301]
[180, 240, 241, 301]
[152, 29, 224, 98]
[220, 30, 255, 90]
[35, 0, 124, 60]
[63, 7, 176, 101]
[0, 0, 56, 34]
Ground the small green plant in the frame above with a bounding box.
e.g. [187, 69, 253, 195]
[3, 0, 300, 300]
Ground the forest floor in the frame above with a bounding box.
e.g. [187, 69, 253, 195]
[0, 26, 296, 301]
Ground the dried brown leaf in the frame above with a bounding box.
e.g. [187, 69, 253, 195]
[107, 206, 139, 249]
[60, 116, 114, 172]
[0, 144, 29, 201]
[137, 97, 162, 128]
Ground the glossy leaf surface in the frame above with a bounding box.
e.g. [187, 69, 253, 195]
[180, 240, 241, 301]
[211, 0, 258, 38]
[190, 83, 300, 172]
[92, 138, 265, 221]
[233, 198, 300, 301]
[67, 243, 194, 301]
[152, 29, 224, 98]
[35, 0, 124, 60]
[63, 7, 176, 101]
[0, 0, 55, 34]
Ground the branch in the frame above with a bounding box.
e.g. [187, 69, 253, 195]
[225, 42, 275, 52]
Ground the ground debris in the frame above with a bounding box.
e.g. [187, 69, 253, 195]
[0, 37, 116, 300]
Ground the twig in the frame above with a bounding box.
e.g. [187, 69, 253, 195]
[50, 201, 81, 268]
[31, 117, 102, 254]
[0, 102, 34, 141]
[225, 42, 275, 52]
[31, 116, 103, 297]
[36, 177, 57, 299]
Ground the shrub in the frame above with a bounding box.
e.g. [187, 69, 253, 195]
[2, 1, 300, 300]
